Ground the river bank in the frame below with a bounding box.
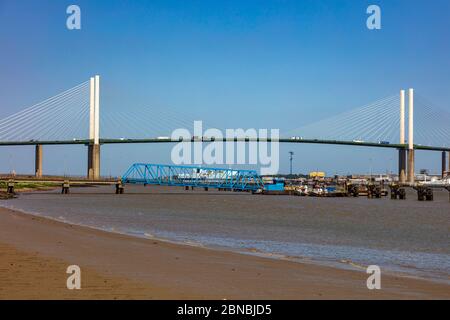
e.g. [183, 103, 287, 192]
[0, 206, 449, 299]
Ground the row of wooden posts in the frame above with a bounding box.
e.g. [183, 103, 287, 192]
[3, 180, 450, 202]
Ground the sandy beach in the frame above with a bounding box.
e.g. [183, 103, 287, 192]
[0, 207, 449, 300]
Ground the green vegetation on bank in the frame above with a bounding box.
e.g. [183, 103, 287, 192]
[0, 181, 59, 190]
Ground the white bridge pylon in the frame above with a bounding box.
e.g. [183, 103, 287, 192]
[87, 75, 101, 179]
[89, 75, 100, 145]
[398, 88, 414, 183]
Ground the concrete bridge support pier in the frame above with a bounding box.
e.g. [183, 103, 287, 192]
[398, 149, 407, 183]
[407, 150, 415, 184]
[442, 151, 447, 178]
[35, 144, 43, 178]
[448, 151, 450, 178]
[87, 144, 100, 180]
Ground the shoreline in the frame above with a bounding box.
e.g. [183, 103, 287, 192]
[0, 206, 449, 299]
[2, 201, 447, 286]
[2, 199, 448, 286]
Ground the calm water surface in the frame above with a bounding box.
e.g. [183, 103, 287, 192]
[1, 185, 449, 282]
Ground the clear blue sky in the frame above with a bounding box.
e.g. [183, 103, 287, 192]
[0, 0, 449, 176]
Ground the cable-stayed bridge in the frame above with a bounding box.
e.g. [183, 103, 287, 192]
[1, 76, 449, 183]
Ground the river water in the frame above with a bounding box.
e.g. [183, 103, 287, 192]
[1, 185, 449, 282]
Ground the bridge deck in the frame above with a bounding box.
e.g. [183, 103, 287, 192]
[0, 138, 448, 151]
[0, 178, 118, 186]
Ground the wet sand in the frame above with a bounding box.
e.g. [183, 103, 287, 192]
[4, 185, 449, 281]
[0, 207, 449, 299]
